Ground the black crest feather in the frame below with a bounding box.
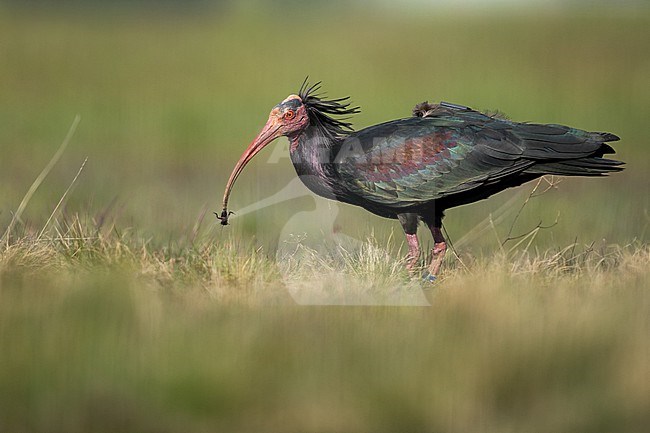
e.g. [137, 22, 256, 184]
[298, 78, 360, 140]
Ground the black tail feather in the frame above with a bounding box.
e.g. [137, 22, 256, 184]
[524, 157, 624, 176]
[515, 124, 623, 176]
[595, 132, 620, 142]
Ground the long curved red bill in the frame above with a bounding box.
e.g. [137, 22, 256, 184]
[219, 116, 282, 225]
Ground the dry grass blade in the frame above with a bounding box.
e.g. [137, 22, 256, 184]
[37, 157, 88, 240]
[1, 115, 81, 247]
[499, 176, 562, 247]
[454, 189, 525, 249]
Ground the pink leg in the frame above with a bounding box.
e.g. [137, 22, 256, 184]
[405, 233, 420, 271]
[427, 224, 447, 277]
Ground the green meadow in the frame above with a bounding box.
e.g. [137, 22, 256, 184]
[1, 4, 649, 432]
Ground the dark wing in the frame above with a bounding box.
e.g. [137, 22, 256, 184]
[335, 106, 621, 208]
[335, 112, 528, 207]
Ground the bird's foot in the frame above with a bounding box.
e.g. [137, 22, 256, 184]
[421, 271, 437, 283]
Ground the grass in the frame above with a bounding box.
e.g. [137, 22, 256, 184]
[1, 4, 649, 432]
[1, 221, 649, 432]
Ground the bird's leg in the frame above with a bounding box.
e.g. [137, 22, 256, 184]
[398, 213, 420, 272]
[426, 220, 447, 279]
[405, 233, 420, 272]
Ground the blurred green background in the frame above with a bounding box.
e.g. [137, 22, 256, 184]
[1, 0, 648, 251]
[1, 2, 649, 432]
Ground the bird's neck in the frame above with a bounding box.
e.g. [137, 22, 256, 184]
[288, 126, 340, 199]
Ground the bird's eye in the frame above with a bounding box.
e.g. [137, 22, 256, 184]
[283, 110, 295, 120]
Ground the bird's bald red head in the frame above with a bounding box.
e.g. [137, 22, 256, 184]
[221, 94, 310, 212]
[273, 95, 309, 137]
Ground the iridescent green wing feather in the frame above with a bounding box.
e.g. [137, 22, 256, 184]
[335, 112, 531, 207]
